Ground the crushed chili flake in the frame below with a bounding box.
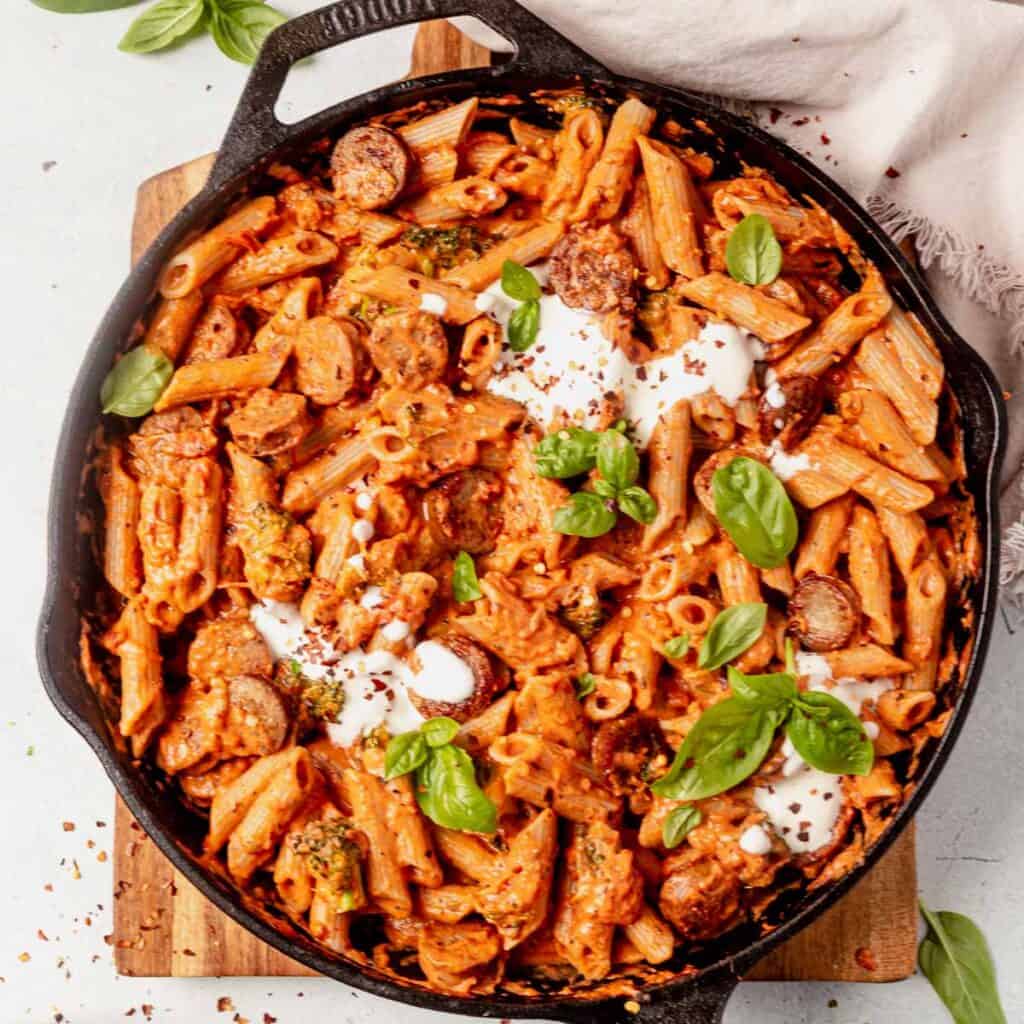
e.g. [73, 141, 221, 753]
[820, 133, 831, 145]
[855, 946, 878, 971]
[62, 822, 75, 832]
[885, 166, 901, 178]
[792, 117, 810, 127]
[769, 107, 784, 124]
[218, 997, 236, 1013]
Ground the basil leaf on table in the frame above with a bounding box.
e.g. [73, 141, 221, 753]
[208, 0, 287, 64]
[415, 744, 497, 834]
[725, 213, 783, 286]
[384, 730, 429, 780]
[421, 716, 460, 748]
[31, 0, 142, 11]
[662, 805, 702, 849]
[452, 551, 482, 603]
[727, 665, 797, 709]
[100, 346, 173, 416]
[507, 298, 540, 351]
[119, 0, 205, 53]
[651, 696, 784, 801]
[785, 690, 874, 776]
[596, 429, 639, 492]
[575, 672, 597, 699]
[712, 456, 797, 569]
[552, 491, 618, 538]
[500, 259, 542, 302]
[617, 485, 657, 525]
[663, 634, 691, 659]
[534, 427, 599, 479]
[697, 602, 767, 671]
[919, 902, 1008, 1024]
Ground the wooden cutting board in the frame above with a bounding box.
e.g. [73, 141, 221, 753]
[113, 19, 918, 985]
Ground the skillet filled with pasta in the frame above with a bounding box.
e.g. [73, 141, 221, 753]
[38, 1, 1006, 1021]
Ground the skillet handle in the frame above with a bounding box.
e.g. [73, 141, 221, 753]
[207, 0, 609, 192]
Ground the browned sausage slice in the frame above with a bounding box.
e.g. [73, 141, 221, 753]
[407, 633, 508, 723]
[223, 675, 290, 757]
[548, 224, 636, 313]
[758, 374, 823, 450]
[227, 387, 312, 456]
[659, 856, 742, 941]
[788, 573, 861, 651]
[591, 713, 669, 798]
[187, 617, 274, 683]
[423, 468, 503, 555]
[331, 125, 412, 211]
[293, 315, 368, 406]
[367, 309, 448, 389]
[179, 756, 255, 807]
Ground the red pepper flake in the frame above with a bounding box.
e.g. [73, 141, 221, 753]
[855, 946, 878, 971]
[769, 107, 784, 124]
[62, 822, 75, 832]
[885, 166, 901, 178]
[820, 133, 831, 145]
[263, 1016, 278, 1024]
[218, 997, 236, 1013]
[37, 929, 49, 941]
[792, 116, 810, 127]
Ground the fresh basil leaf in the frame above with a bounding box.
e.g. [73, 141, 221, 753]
[507, 297, 540, 351]
[100, 346, 173, 416]
[552, 491, 618, 538]
[451, 550, 482, 602]
[596, 429, 639, 491]
[593, 478, 619, 500]
[727, 665, 797, 709]
[208, 0, 286, 64]
[712, 456, 798, 569]
[421, 717, 460, 748]
[416, 745, 497, 834]
[32, 0, 141, 10]
[617, 485, 657, 525]
[785, 691, 874, 775]
[919, 902, 1007, 1024]
[652, 696, 783, 801]
[725, 213, 783, 286]
[662, 805, 702, 849]
[534, 428, 599, 479]
[500, 259, 541, 301]
[575, 672, 597, 699]
[697, 603, 767, 671]
[384, 731, 429, 779]
[118, 0, 204, 52]
[663, 634, 691, 659]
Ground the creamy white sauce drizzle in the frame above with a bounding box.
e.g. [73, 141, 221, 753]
[767, 439, 814, 481]
[480, 269, 764, 447]
[808, 675, 895, 715]
[360, 585, 384, 610]
[738, 824, 773, 855]
[764, 380, 787, 409]
[354, 491, 374, 513]
[345, 553, 367, 573]
[352, 519, 375, 544]
[754, 766, 843, 855]
[408, 640, 477, 703]
[419, 292, 449, 317]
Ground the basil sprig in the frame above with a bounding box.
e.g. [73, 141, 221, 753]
[385, 720, 497, 834]
[725, 213, 783, 286]
[207, 0, 287, 63]
[452, 551, 482, 603]
[697, 603, 767, 671]
[501, 260, 541, 351]
[712, 457, 797, 569]
[662, 805, 702, 849]
[546, 427, 657, 538]
[662, 634, 691, 659]
[919, 902, 1008, 1024]
[575, 672, 597, 699]
[119, 0, 204, 52]
[652, 660, 874, 801]
[100, 345, 174, 417]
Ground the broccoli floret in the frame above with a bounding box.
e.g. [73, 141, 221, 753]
[559, 588, 607, 640]
[284, 660, 346, 722]
[400, 225, 491, 269]
[290, 819, 366, 912]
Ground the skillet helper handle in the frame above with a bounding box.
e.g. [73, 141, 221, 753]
[208, 0, 609, 191]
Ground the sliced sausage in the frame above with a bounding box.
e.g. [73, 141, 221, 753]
[156, 677, 228, 775]
[179, 756, 255, 807]
[418, 920, 504, 996]
[693, 447, 763, 515]
[129, 407, 218, 486]
[422, 468, 503, 555]
[758, 374, 823, 450]
[659, 856, 742, 941]
[222, 675, 290, 757]
[407, 633, 508, 723]
[183, 301, 248, 364]
[367, 309, 449, 389]
[227, 388, 312, 456]
[548, 224, 636, 313]
[187, 616, 274, 683]
[293, 315, 369, 406]
[331, 125, 412, 211]
[788, 573, 861, 651]
[591, 713, 669, 798]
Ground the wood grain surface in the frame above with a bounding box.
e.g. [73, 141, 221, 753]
[114, 18, 918, 985]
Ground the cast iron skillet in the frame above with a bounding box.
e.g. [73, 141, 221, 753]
[38, 0, 1006, 1020]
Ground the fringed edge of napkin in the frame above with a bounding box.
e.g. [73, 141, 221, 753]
[867, 196, 1024, 631]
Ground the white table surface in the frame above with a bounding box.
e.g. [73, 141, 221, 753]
[4, 3, 1021, 1021]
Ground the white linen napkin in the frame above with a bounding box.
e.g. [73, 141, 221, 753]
[460, 0, 1024, 624]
